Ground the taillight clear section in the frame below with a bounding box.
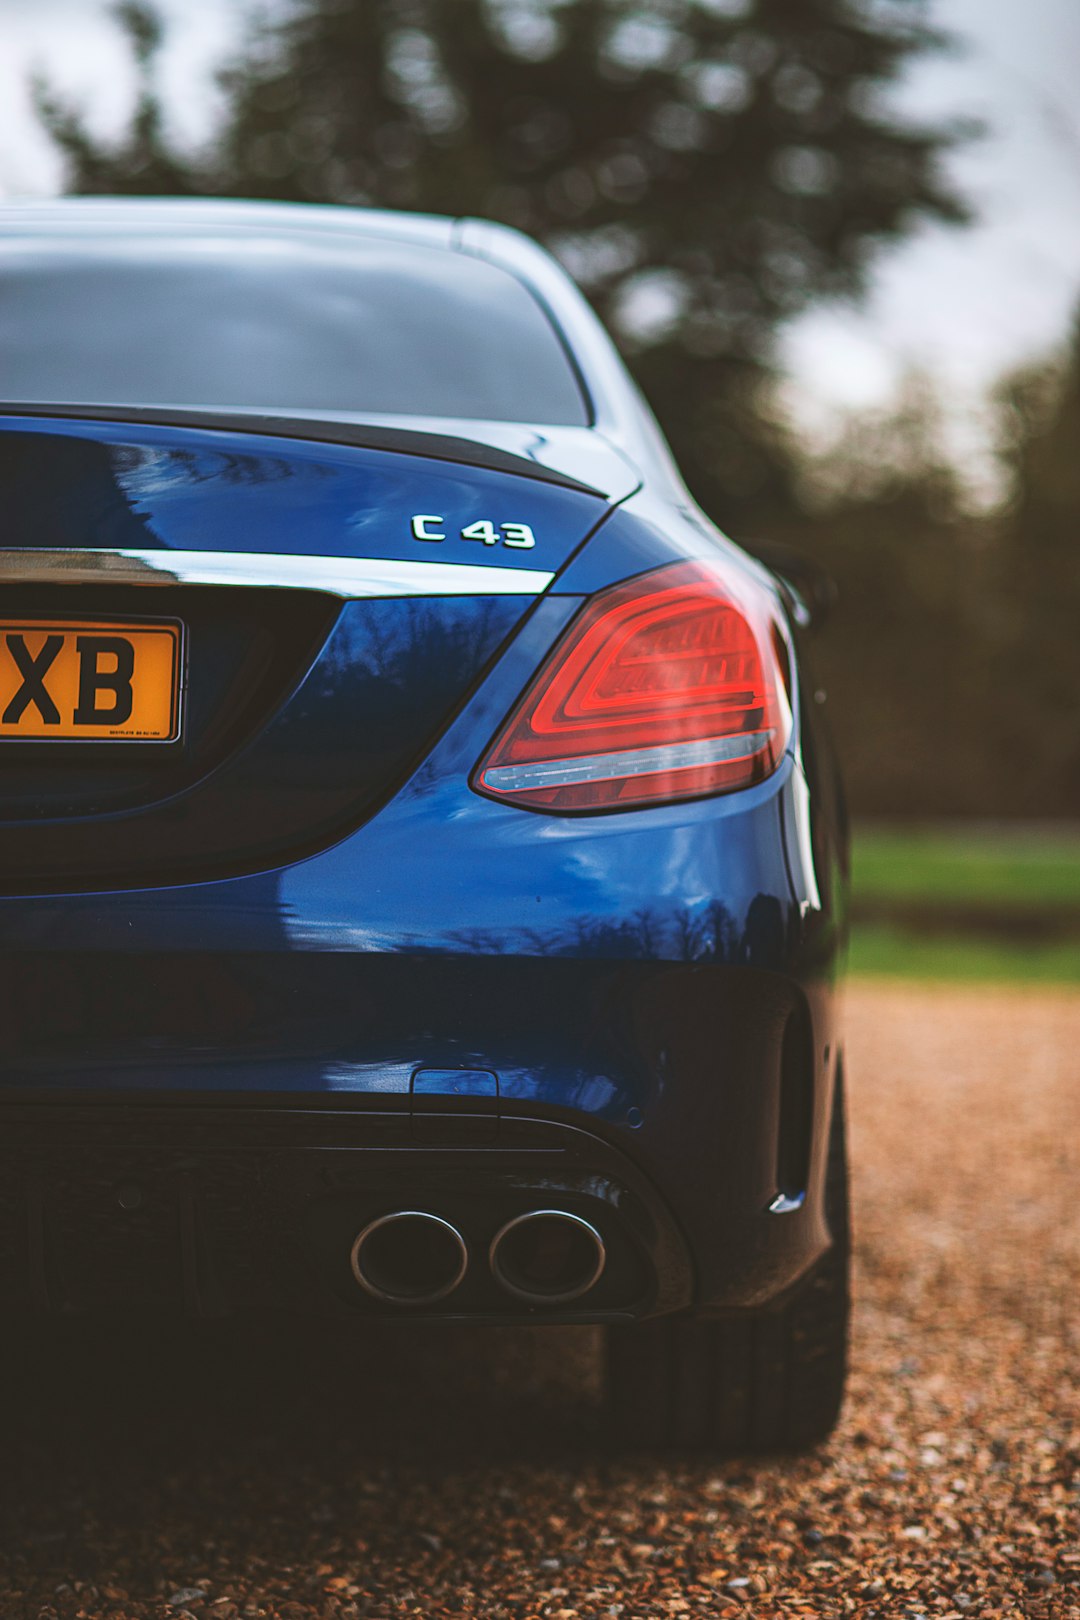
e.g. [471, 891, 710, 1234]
[473, 559, 793, 811]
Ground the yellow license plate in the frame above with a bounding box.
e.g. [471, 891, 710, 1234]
[0, 619, 183, 742]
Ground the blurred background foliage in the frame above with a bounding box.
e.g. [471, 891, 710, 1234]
[33, 0, 1080, 824]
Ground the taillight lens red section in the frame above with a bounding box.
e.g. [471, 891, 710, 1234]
[473, 559, 793, 811]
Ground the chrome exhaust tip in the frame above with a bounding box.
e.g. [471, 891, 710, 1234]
[350, 1211, 468, 1306]
[489, 1209, 606, 1305]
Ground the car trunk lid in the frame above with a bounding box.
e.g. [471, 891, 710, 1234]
[0, 410, 609, 891]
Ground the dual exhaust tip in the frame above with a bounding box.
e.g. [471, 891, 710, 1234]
[350, 1208, 606, 1308]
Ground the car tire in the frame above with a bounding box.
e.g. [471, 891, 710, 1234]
[606, 1069, 850, 1452]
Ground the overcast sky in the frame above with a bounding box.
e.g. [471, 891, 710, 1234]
[2, 0, 1079, 452]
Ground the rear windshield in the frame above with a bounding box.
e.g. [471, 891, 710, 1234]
[0, 232, 589, 425]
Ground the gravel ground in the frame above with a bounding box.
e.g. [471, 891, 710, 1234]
[2, 981, 1079, 1619]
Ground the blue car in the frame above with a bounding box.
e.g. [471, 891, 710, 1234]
[0, 198, 848, 1451]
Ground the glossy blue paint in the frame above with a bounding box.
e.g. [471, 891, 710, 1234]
[0, 200, 847, 1320]
[0, 709, 838, 1307]
[0, 416, 608, 569]
[0, 490, 842, 1308]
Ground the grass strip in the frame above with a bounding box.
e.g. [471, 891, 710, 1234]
[850, 923, 1080, 983]
[853, 824, 1080, 911]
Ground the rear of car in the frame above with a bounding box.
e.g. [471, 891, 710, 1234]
[0, 199, 848, 1451]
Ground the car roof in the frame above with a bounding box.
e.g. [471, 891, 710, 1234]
[0, 196, 460, 251]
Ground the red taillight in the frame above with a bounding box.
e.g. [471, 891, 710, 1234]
[473, 560, 792, 811]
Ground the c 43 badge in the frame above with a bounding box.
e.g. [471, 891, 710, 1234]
[411, 515, 536, 550]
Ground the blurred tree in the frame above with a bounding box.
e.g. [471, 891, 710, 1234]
[36, 0, 969, 532]
[763, 325, 1080, 821]
[997, 321, 1080, 559]
[33, 2, 198, 198]
[768, 377, 988, 818]
[990, 317, 1080, 813]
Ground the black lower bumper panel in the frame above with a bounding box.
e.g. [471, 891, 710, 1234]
[0, 1106, 692, 1324]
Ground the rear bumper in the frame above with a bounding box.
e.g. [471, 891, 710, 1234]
[0, 1066, 832, 1322]
[0, 747, 845, 1318]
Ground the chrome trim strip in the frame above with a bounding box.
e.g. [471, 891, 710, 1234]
[480, 730, 775, 792]
[768, 1192, 807, 1214]
[0, 549, 554, 598]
